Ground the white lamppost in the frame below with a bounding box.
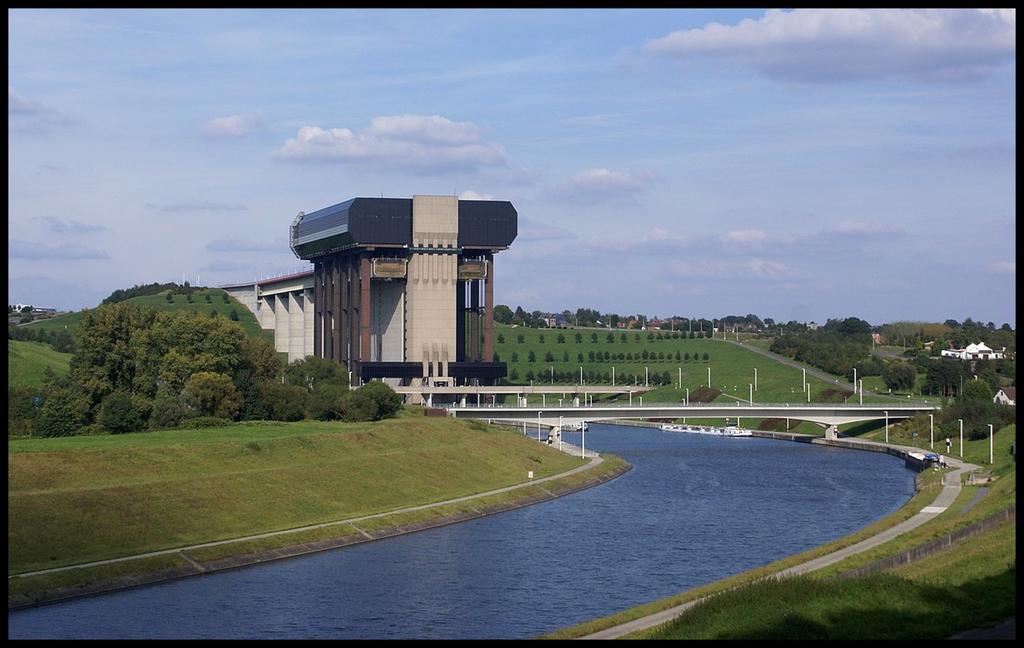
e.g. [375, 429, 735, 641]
[612, 366, 615, 386]
[958, 418, 963, 458]
[802, 368, 806, 392]
[989, 424, 994, 465]
[582, 420, 586, 459]
[579, 366, 583, 385]
[645, 366, 649, 386]
[853, 367, 857, 394]
[629, 390, 633, 406]
[685, 387, 689, 405]
[537, 410, 541, 442]
[749, 383, 753, 404]
[558, 414, 563, 452]
[678, 367, 682, 389]
[550, 366, 554, 384]
[884, 411, 889, 443]
[753, 367, 758, 391]
[707, 367, 711, 387]
[929, 414, 934, 449]
[859, 379, 863, 405]
[806, 383, 811, 402]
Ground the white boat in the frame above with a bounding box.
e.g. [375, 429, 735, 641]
[660, 423, 752, 437]
[567, 422, 588, 431]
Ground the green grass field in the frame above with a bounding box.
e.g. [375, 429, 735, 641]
[495, 324, 911, 407]
[7, 340, 72, 389]
[7, 412, 582, 575]
[23, 289, 271, 343]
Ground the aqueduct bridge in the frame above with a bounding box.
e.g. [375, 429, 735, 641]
[447, 403, 937, 430]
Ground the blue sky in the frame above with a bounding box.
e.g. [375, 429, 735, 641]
[8, 9, 1017, 326]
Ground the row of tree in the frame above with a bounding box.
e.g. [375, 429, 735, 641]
[101, 281, 209, 305]
[9, 302, 401, 438]
[502, 350, 709, 363]
[508, 368, 674, 386]
[8, 324, 76, 353]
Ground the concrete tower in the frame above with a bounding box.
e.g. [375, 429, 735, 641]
[288, 195, 517, 386]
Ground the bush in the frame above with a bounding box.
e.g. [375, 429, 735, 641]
[149, 388, 191, 429]
[178, 416, 231, 429]
[36, 387, 91, 437]
[357, 381, 402, 420]
[341, 390, 379, 422]
[307, 383, 350, 421]
[183, 371, 243, 419]
[257, 380, 309, 421]
[99, 390, 146, 434]
[285, 356, 347, 391]
[8, 386, 41, 437]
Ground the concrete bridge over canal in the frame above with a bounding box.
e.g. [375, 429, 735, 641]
[448, 403, 937, 433]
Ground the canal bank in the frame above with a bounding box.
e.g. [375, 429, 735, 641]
[9, 437, 629, 611]
[566, 429, 982, 640]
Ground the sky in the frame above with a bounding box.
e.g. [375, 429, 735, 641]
[8, 8, 1017, 326]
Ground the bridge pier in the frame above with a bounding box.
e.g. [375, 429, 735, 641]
[825, 425, 838, 440]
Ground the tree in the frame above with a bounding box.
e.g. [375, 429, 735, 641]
[229, 309, 239, 321]
[497, 333, 505, 344]
[591, 332, 598, 344]
[577, 352, 584, 363]
[882, 361, 916, 392]
[183, 372, 243, 419]
[961, 379, 993, 402]
[494, 304, 513, 325]
[557, 333, 566, 344]
[702, 352, 709, 362]
[165, 292, 173, 303]
[306, 383, 349, 421]
[36, 387, 90, 437]
[528, 350, 536, 363]
[511, 352, 518, 363]
[575, 333, 583, 344]
[205, 293, 212, 303]
[539, 334, 545, 343]
[285, 356, 346, 391]
[222, 292, 230, 304]
[257, 381, 308, 421]
[562, 351, 569, 362]
[99, 390, 147, 433]
[545, 351, 555, 363]
[516, 334, 525, 344]
[357, 380, 402, 420]
[606, 333, 614, 343]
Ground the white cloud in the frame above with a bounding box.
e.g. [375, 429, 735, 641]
[33, 216, 107, 234]
[201, 113, 265, 138]
[645, 9, 1016, 82]
[720, 229, 769, 245]
[145, 201, 248, 213]
[9, 87, 76, 132]
[549, 167, 657, 203]
[459, 190, 496, 200]
[274, 114, 507, 173]
[206, 238, 285, 253]
[10, 240, 109, 260]
[823, 220, 902, 237]
[987, 261, 1015, 274]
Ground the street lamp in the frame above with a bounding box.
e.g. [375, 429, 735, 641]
[859, 379, 863, 405]
[558, 414, 563, 452]
[958, 418, 963, 458]
[685, 387, 689, 405]
[753, 367, 758, 391]
[645, 366, 649, 386]
[884, 411, 889, 443]
[749, 383, 753, 404]
[537, 410, 541, 442]
[612, 366, 615, 386]
[989, 424, 994, 465]
[929, 413, 934, 449]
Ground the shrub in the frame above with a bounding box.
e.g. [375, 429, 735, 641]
[307, 383, 350, 421]
[341, 389, 379, 422]
[165, 292, 173, 303]
[179, 416, 231, 429]
[8, 386, 41, 437]
[149, 388, 191, 429]
[36, 387, 91, 437]
[99, 390, 145, 434]
[257, 380, 309, 421]
[183, 371, 243, 419]
[357, 380, 402, 420]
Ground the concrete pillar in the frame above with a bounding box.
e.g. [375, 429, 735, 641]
[314, 265, 322, 358]
[360, 255, 371, 362]
[289, 289, 304, 361]
[469, 279, 480, 360]
[304, 288, 314, 358]
[456, 279, 466, 361]
[573, 396, 580, 406]
[274, 294, 289, 353]
[483, 255, 494, 362]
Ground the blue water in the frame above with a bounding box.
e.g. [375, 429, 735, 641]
[8, 424, 915, 639]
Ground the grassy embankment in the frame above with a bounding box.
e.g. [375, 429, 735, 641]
[23, 289, 271, 344]
[9, 410, 619, 599]
[7, 339, 72, 389]
[495, 324, 916, 436]
[548, 423, 1016, 639]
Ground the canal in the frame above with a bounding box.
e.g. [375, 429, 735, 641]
[8, 423, 916, 639]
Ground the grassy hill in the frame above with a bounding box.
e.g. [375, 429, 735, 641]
[7, 412, 581, 575]
[23, 289, 271, 344]
[495, 324, 907, 406]
[7, 340, 72, 389]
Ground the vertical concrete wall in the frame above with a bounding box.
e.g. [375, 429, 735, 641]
[304, 289, 314, 359]
[273, 294, 289, 353]
[288, 291, 305, 362]
[406, 195, 458, 378]
[371, 281, 405, 362]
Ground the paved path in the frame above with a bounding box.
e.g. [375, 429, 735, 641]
[579, 439, 979, 640]
[11, 436, 601, 580]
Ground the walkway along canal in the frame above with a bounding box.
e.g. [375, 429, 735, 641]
[7, 423, 917, 639]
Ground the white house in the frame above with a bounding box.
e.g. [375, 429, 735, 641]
[994, 387, 1016, 406]
[940, 342, 1006, 361]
